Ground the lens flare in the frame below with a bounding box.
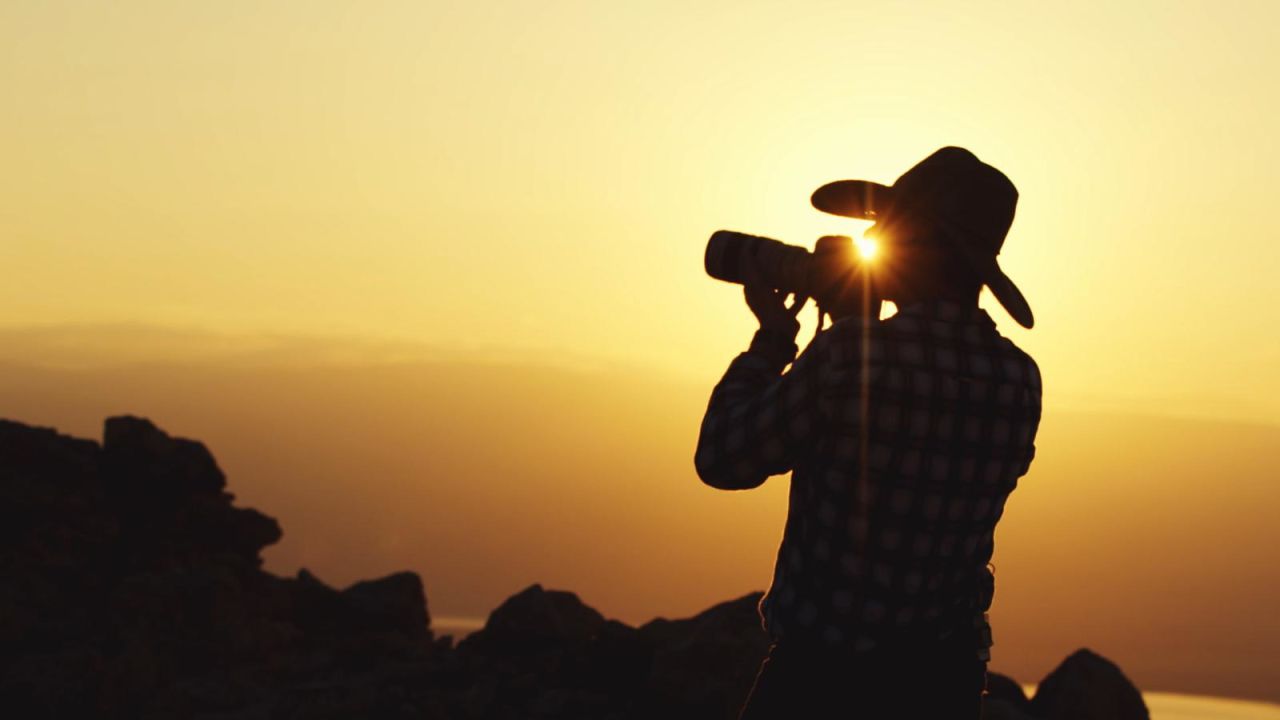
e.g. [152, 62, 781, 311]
[855, 237, 879, 261]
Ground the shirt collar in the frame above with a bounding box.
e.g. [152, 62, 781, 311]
[892, 299, 994, 326]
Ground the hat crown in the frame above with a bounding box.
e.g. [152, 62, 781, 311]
[890, 147, 1018, 255]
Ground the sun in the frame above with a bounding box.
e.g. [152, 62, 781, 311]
[854, 237, 879, 261]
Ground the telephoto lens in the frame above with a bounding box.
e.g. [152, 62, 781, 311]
[704, 230, 814, 296]
[705, 230, 877, 322]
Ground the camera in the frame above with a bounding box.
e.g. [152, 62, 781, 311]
[704, 230, 879, 319]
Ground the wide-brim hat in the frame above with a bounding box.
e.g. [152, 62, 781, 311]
[810, 147, 1034, 329]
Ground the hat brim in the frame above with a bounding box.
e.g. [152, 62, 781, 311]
[963, 250, 1035, 329]
[986, 267, 1035, 329]
[811, 180, 895, 219]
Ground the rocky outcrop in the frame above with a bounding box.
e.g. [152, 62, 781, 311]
[983, 671, 1035, 719]
[451, 586, 770, 719]
[638, 593, 770, 719]
[0, 416, 1149, 719]
[1029, 649, 1150, 720]
[0, 416, 441, 719]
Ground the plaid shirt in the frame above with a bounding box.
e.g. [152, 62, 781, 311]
[695, 300, 1042, 652]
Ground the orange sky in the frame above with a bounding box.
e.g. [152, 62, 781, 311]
[2, 0, 1279, 703]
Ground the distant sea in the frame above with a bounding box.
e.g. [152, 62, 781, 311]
[433, 616, 486, 640]
[1111, 694, 1280, 720]
[1015, 687, 1280, 720]
[436, 618, 1278, 719]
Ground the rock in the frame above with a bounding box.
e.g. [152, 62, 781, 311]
[0, 418, 100, 483]
[2, 646, 104, 718]
[222, 505, 285, 560]
[0, 416, 443, 718]
[455, 583, 616, 716]
[983, 671, 1034, 720]
[1029, 648, 1149, 720]
[289, 566, 348, 633]
[465, 584, 606, 651]
[342, 572, 430, 640]
[103, 415, 226, 496]
[983, 699, 1037, 720]
[639, 592, 770, 720]
[97, 417, 280, 571]
[585, 619, 651, 694]
[986, 671, 1029, 706]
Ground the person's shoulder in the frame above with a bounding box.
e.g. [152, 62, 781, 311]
[992, 331, 1042, 394]
[825, 314, 877, 337]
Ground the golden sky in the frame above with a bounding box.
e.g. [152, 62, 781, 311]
[4, 0, 1279, 423]
[3, 0, 1280, 701]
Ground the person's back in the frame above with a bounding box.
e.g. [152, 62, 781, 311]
[694, 147, 1042, 719]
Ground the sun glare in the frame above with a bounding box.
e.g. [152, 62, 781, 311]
[855, 237, 879, 261]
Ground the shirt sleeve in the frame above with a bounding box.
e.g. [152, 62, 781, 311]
[693, 327, 834, 490]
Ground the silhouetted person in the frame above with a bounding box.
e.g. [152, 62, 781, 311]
[695, 147, 1042, 719]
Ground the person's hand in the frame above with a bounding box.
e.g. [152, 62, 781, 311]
[742, 264, 807, 336]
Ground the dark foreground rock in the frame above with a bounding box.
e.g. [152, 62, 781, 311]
[1030, 649, 1150, 720]
[0, 417, 1148, 719]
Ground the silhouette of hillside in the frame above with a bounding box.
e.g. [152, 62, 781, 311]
[0, 416, 1149, 718]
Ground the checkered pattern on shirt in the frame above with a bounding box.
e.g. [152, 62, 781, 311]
[694, 300, 1042, 651]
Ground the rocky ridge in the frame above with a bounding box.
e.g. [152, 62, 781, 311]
[0, 416, 1148, 719]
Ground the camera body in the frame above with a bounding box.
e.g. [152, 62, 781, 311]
[705, 230, 879, 320]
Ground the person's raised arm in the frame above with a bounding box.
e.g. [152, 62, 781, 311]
[694, 268, 830, 490]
